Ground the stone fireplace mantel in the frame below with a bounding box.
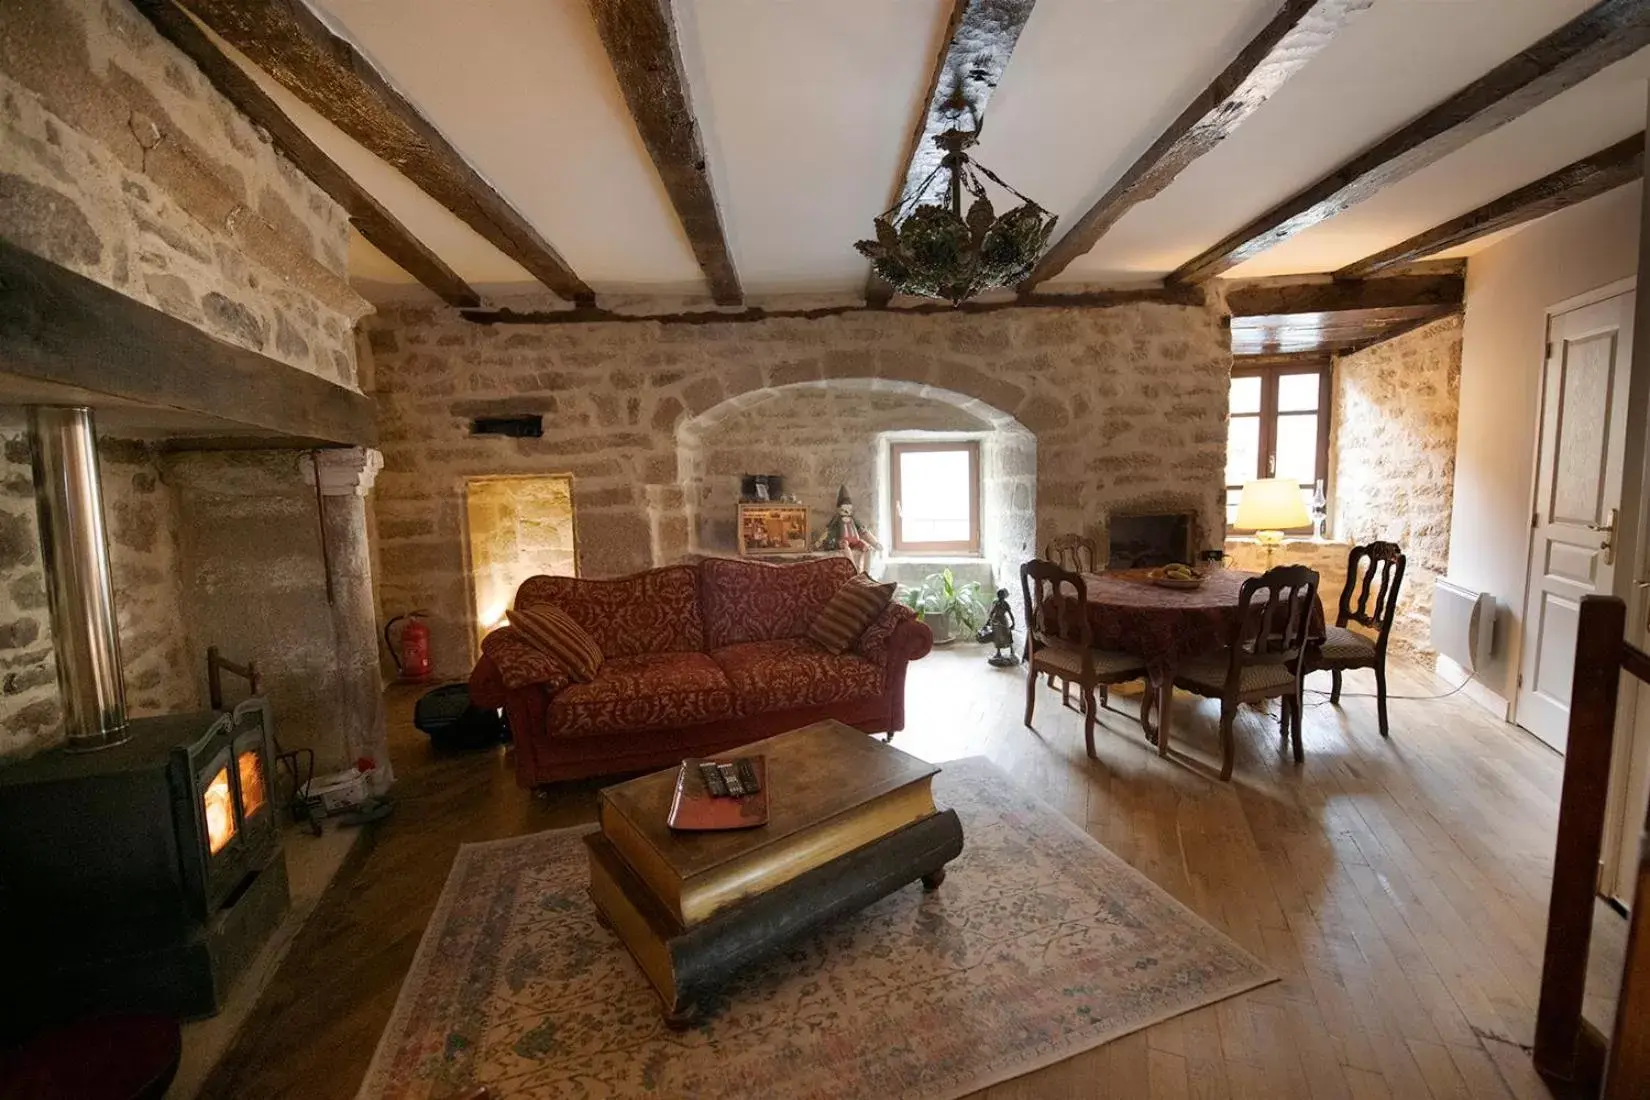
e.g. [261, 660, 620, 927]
[306, 448, 384, 497]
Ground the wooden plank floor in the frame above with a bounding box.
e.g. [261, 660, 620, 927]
[199, 649, 1601, 1099]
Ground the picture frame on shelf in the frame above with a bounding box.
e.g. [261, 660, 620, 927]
[738, 504, 809, 556]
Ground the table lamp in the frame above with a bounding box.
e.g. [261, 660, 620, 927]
[1233, 478, 1310, 568]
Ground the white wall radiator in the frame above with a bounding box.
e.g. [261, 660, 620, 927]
[1431, 578, 1495, 672]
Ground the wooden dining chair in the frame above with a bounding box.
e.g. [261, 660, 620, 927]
[1165, 565, 1319, 780]
[1303, 541, 1405, 737]
[1040, 535, 1101, 701]
[1044, 533, 1099, 574]
[1020, 559, 1147, 759]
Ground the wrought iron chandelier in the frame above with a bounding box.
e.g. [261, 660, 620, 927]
[856, 108, 1057, 306]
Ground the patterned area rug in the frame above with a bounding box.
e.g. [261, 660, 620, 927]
[359, 757, 1273, 1099]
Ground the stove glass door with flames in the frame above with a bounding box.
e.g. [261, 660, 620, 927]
[236, 738, 268, 821]
[200, 751, 238, 857]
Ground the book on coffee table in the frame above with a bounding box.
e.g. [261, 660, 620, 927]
[596, 721, 941, 928]
[666, 756, 768, 831]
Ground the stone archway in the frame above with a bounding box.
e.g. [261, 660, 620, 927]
[659, 377, 1035, 592]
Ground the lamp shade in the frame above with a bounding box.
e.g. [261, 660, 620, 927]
[1233, 478, 1310, 532]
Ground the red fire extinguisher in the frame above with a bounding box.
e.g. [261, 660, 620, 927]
[385, 611, 432, 682]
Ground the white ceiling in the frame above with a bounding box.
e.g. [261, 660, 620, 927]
[242, 0, 1649, 304]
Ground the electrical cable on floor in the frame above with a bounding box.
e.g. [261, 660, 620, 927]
[1303, 675, 1474, 704]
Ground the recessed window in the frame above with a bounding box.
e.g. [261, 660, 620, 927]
[890, 441, 980, 554]
[1226, 362, 1330, 529]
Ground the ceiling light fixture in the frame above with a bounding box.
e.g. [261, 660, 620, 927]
[856, 92, 1057, 307]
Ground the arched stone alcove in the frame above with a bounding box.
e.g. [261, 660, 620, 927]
[668, 378, 1036, 591]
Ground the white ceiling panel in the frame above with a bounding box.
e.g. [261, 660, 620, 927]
[972, 0, 1281, 273]
[676, 0, 950, 295]
[1055, 0, 1605, 283]
[310, 0, 705, 295]
[1226, 51, 1650, 276]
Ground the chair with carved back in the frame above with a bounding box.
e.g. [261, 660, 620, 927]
[1306, 541, 1405, 737]
[1167, 565, 1319, 781]
[1040, 535, 1101, 703]
[1019, 559, 1147, 760]
[1045, 534, 1099, 575]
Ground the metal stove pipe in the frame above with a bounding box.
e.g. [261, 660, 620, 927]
[27, 406, 128, 751]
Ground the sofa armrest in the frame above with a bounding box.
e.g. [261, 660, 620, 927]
[858, 602, 931, 669]
[887, 616, 935, 667]
[468, 654, 510, 709]
[477, 627, 573, 693]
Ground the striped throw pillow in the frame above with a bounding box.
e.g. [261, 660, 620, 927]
[507, 605, 603, 682]
[805, 575, 897, 655]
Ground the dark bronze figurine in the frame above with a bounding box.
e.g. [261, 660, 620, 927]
[976, 588, 1019, 667]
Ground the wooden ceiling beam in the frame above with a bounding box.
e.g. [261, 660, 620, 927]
[1337, 133, 1645, 279]
[588, 0, 741, 305]
[172, 0, 594, 305]
[1227, 273, 1463, 355]
[1225, 273, 1464, 317]
[865, 0, 1038, 308]
[134, 0, 479, 309]
[1171, 0, 1650, 284]
[1022, 0, 1370, 291]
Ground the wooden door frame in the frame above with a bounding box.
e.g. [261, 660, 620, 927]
[1599, 272, 1650, 902]
[1511, 277, 1637, 735]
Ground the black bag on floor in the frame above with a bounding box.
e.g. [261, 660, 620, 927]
[413, 684, 508, 751]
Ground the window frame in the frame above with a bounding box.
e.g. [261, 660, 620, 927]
[1227, 360, 1331, 535]
[889, 440, 982, 555]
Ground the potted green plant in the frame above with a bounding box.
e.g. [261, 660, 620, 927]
[895, 568, 990, 645]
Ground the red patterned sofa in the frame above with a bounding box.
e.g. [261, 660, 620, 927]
[468, 555, 933, 786]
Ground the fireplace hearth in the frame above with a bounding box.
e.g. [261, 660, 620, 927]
[1107, 512, 1196, 570]
[0, 699, 290, 1021]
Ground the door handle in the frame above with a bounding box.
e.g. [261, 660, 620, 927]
[1588, 507, 1618, 565]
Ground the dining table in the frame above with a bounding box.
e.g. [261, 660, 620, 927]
[1077, 567, 1327, 751]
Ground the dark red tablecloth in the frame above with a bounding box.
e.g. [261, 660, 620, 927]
[1077, 568, 1326, 671]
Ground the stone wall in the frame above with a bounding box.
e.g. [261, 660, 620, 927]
[0, 0, 371, 386]
[680, 386, 989, 553]
[0, 416, 198, 758]
[1330, 315, 1463, 655]
[369, 301, 1232, 678]
[166, 449, 387, 777]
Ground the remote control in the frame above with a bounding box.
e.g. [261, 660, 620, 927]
[736, 757, 760, 793]
[698, 761, 729, 798]
[718, 762, 744, 797]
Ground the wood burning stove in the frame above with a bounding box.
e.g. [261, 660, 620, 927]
[0, 699, 290, 1021]
[0, 407, 291, 1026]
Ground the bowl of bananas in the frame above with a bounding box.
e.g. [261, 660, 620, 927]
[1148, 563, 1206, 590]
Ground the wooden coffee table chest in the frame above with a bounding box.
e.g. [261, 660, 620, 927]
[586, 720, 964, 1024]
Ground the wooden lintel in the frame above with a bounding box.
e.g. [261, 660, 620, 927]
[461, 283, 1205, 327]
[865, 0, 1038, 308]
[1338, 133, 1645, 279]
[134, 0, 479, 309]
[174, 0, 594, 305]
[0, 239, 375, 447]
[1225, 274, 1464, 318]
[1024, 0, 1370, 290]
[1231, 351, 1334, 368]
[589, 0, 741, 305]
[1172, 0, 1650, 284]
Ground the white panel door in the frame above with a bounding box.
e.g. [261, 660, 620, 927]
[1517, 292, 1635, 752]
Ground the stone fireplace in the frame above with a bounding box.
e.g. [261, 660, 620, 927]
[1106, 511, 1197, 569]
[0, 0, 392, 1031]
